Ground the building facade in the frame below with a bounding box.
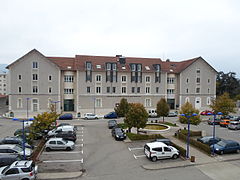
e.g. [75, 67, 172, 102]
[0, 71, 7, 95]
[7, 49, 217, 118]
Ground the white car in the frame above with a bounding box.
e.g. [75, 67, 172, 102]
[0, 160, 37, 180]
[47, 125, 75, 136]
[84, 113, 98, 120]
[0, 144, 33, 157]
[144, 142, 179, 162]
[45, 138, 75, 151]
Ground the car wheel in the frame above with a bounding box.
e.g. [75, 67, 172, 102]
[172, 154, 178, 159]
[236, 149, 240, 153]
[151, 156, 157, 162]
[21, 178, 30, 180]
[66, 147, 71, 151]
[46, 147, 51, 152]
[84, 117, 87, 120]
[220, 150, 224, 155]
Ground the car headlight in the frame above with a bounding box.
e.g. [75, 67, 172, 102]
[116, 135, 119, 138]
[215, 148, 219, 151]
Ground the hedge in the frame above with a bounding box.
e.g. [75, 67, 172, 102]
[176, 132, 211, 155]
[180, 129, 202, 137]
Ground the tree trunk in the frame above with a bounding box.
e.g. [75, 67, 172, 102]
[163, 116, 165, 123]
[137, 128, 139, 134]
[128, 127, 131, 133]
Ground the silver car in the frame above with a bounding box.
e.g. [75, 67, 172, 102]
[0, 160, 38, 180]
[228, 121, 240, 130]
[45, 138, 75, 151]
[0, 144, 32, 157]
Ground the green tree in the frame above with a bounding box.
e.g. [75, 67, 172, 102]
[124, 103, 148, 133]
[179, 102, 201, 125]
[210, 92, 236, 115]
[114, 98, 130, 117]
[156, 98, 170, 122]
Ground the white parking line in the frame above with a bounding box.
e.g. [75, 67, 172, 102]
[75, 144, 83, 147]
[43, 159, 83, 163]
[44, 151, 82, 155]
[128, 147, 143, 151]
[133, 154, 146, 159]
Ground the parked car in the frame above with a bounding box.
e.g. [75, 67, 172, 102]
[84, 113, 98, 120]
[104, 112, 118, 119]
[151, 138, 171, 146]
[197, 136, 221, 146]
[207, 118, 221, 125]
[111, 128, 126, 141]
[24, 120, 33, 127]
[200, 110, 213, 115]
[228, 121, 240, 130]
[168, 111, 178, 117]
[107, 120, 117, 129]
[230, 116, 240, 121]
[0, 160, 38, 180]
[57, 123, 70, 127]
[210, 140, 240, 154]
[14, 127, 43, 140]
[47, 125, 76, 136]
[219, 119, 231, 127]
[0, 144, 33, 157]
[59, 113, 73, 120]
[144, 142, 179, 162]
[148, 109, 157, 118]
[45, 138, 75, 151]
[0, 154, 23, 167]
[47, 131, 77, 142]
[221, 115, 233, 120]
[0, 137, 33, 149]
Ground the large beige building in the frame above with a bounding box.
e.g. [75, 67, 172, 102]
[0, 71, 7, 95]
[7, 49, 217, 118]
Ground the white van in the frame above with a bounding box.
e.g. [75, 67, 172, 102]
[148, 109, 157, 118]
[47, 125, 75, 136]
[144, 142, 179, 162]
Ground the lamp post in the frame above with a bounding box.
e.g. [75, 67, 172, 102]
[26, 98, 30, 120]
[207, 111, 223, 155]
[180, 113, 197, 159]
[12, 117, 34, 160]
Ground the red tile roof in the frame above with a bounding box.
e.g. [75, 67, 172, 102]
[46, 55, 211, 73]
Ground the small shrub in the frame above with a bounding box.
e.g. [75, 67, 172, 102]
[117, 123, 128, 129]
[180, 129, 202, 137]
[160, 121, 177, 127]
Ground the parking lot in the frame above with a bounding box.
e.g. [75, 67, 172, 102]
[38, 124, 84, 173]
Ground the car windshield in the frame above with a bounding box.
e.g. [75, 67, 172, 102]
[14, 145, 23, 152]
[109, 120, 116, 123]
[2, 165, 11, 174]
[115, 128, 123, 133]
[217, 141, 227, 147]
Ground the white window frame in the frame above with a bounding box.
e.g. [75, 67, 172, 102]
[112, 63, 117, 70]
[106, 63, 111, 70]
[146, 87, 150, 94]
[32, 62, 38, 69]
[48, 87, 52, 94]
[145, 98, 151, 107]
[49, 75, 52, 82]
[86, 62, 92, 70]
[18, 86, 22, 93]
[185, 97, 190, 103]
[95, 98, 102, 107]
[96, 75, 102, 82]
[121, 75, 127, 82]
[207, 97, 211, 105]
[32, 86, 38, 94]
[196, 87, 200, 94]
[121, 86, 127, 94]
[145, 76, 151, 83]
[32, 99, 39, 112]
[17, 98, 22, 109]
[96, 86, 101, 94]
[32, 74, 38, 81]
[18, 74, 22, 81]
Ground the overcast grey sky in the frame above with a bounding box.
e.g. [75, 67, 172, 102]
[0, 0, 240, 74]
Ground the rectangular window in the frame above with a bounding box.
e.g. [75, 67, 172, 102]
[156, 87, 159, 93]
[186, 88, 189, 93]
[32, 62, 38, 69]
[131, 64, 136, 71]
[33, 86, 38, 93]
[132, 87, 135, 93]
[137, 64, 142, 71]
[18, 75, 22, 80]
[86, 62, 92, 70]
[145, 98, 151, 107]
[137, 87, 140, 93]
[49, 87, 52, 93]
[64, 88, 74, 94]
[167, 77, 174, 84]
[196, 69, 200, 73]
[87, 87, 90, 93]
[121, 76, 127, 82]
[49, 75, 52, 81]
[208, 79, 210, 83]
[196, 87, 200, 93]
[186, 78, 189, 83]
[122, 87, 126, 94]
[112, 63, 117, 70]
[145, 76, 150, 82]
[208, 88, 210, 94]
[17, 98, 22, 108]
[196, 77, 200, 83]
[107, 87, 110, 93]
[112, 87, 116, 93]
[96, 87, 101, 93]
[18, 87, 22, 93]
[146, 87, 150, 94]
[167, 89, 174, 94]
[32, 99, 38, 112]
[96, 75, 102, 82]
[96, 98, 102, 107]
[32, 74, 38, 81]
[106, 63, 111, 70]
[64, 75, 74, 82]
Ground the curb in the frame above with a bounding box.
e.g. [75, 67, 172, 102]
[37, 171, 83, 180]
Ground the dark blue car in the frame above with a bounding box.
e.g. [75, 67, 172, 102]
[59, 113, 73, 120]
[104, 112, 118, 119]
[210, 140, 240, 154]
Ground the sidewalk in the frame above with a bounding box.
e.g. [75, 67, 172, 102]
[37, 172, 83, 180]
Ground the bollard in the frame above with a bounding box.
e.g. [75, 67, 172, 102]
[190, 156, 195, 162]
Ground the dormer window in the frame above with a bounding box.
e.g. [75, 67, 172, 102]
[155, 64, 160, 72]
[106, 63, 111, 70]
[112, 63, 117, 70]
[96, 65, 101, 69]
[137, 64, 142, 71]
[131, 64, 136, 71]
[86, 62, 92, 70]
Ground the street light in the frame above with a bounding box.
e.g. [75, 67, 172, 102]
[180, 113, 197, 159]
[207, 111, 223, 155]
[26, 97, 30, 120]
[12, 117, 34, 160]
